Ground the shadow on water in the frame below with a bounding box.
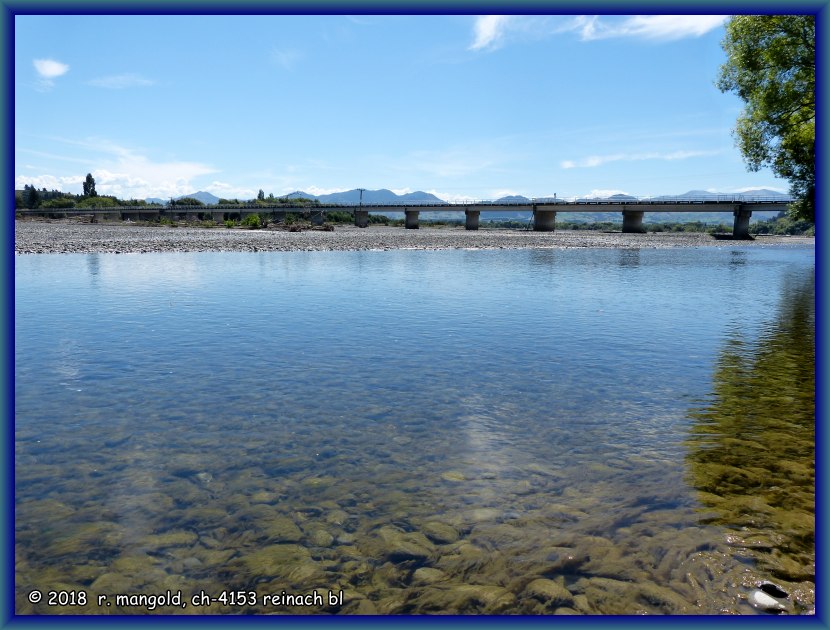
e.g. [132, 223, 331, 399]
[685, 268, 814, 592]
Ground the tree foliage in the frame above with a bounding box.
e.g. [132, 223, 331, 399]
[76, 195, 119, 208]
[718, 15, 815, 221]
[23, 184, 41, 209]
[83, 173, 97, 197]
[170, 197, 204, 206]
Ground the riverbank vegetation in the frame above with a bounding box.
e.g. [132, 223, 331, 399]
[718, 16, 815, 222]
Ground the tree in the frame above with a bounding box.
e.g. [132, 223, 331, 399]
[83, 173, 97, 197]
[23, 184, 41, 209]
[717, 16, 815, 222]
[257, 189, 265, 201]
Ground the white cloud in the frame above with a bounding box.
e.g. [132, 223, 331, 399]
[424, 190, 470, 203]
[729, 185, 788, 194]
[18, 137, 218, 199]
[583, 188, 631, 198]
[570, 15, 727, 41]
[15, 174, 84, 190]
[303, 185, 351, 196]
[561, 149, 721, 169]
[204, 181, 257, 200]
[491, 189, 522, 199]
[469, 16, 511, 51]
[87, 73, 154, 89]
[271, 48, 303, 71]
[32, 58, 69, 91]
[33, 58, 69, 78]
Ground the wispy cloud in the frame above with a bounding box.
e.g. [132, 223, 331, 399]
[33, 58, 69, 91]
[394, 147, 501, 178]
[87, 73, 154, 89]
[571, 15, 727, 41]
[469, 16, 511, 51]
[561, 149, 722, 169]
[271, 48, 303, 71]
[468, 15, 726, 52]
[18, 148, 96, 165]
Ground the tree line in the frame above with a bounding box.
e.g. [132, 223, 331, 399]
[16, 176, 321, 210]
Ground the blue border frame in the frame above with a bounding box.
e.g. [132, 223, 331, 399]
[3, 2, 827, 629]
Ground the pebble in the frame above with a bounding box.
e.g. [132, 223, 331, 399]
[749, 589, 788, 613]
[15, 221, 812, 255]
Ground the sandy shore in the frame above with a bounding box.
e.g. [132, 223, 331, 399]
[14, 220, 815, 255]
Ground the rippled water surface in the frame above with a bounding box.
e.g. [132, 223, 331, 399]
[15, 245, 815, 615]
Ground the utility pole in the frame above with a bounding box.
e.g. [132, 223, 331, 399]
[358, 188, 365, 208]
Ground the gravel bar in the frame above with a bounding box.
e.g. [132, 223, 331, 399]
[15, 220, 815, 255]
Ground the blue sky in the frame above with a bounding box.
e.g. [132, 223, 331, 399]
[14, 14, 788, 201]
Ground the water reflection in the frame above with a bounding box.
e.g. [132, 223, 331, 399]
[685, 268, 814, 592]
[618, 249, 640, 268]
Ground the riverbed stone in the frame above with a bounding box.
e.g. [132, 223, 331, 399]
[525, 578, 575, 608]
[413, 584, 516, 614]
[138, 530, 198, 549]
[235, 544, 310, 579]
[412, 567, 448, 585]
[261, 516, 303, 543]
[307, 528, 335, 548]
[360, 526, 436, 564]
[421, 521, 459, 545]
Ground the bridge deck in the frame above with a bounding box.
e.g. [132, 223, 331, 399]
[17, 198, 790, 215]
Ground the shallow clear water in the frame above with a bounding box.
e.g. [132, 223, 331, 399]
[15, 245, 814, 615]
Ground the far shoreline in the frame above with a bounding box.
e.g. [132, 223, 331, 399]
[14, 219, 815, 256]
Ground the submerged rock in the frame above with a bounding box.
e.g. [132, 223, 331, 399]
[307, 528, 335, 548]
[411, 567, 448, 585]
[360, 526, 436, 565]
[525, 578, 575, 608]
[749, 589, 788, 614]
[421, 521, 459, 545]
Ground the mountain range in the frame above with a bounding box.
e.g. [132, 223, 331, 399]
[147, 187, 788, 206]
[143, 188, 788, 224]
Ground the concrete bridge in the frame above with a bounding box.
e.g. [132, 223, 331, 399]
[17, 195, 791, 239]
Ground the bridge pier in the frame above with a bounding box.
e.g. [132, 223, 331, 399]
[354, 209, 369, 228]
[622, 210, 645, 233]
[465, 210, 480, 230]
[732, 206, 752, 239]
[405, 210, 420, 229]
[533, 208, 556, 232]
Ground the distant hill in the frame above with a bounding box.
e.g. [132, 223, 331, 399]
[655, 188, 789, 201]
[145, 191, 221, 205]
[283, 188, 444, 205]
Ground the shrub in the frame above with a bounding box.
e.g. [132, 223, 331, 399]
[77, 196, 119, 208]
[241, 213, 262, 229]
[41, 197, 77, 209]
